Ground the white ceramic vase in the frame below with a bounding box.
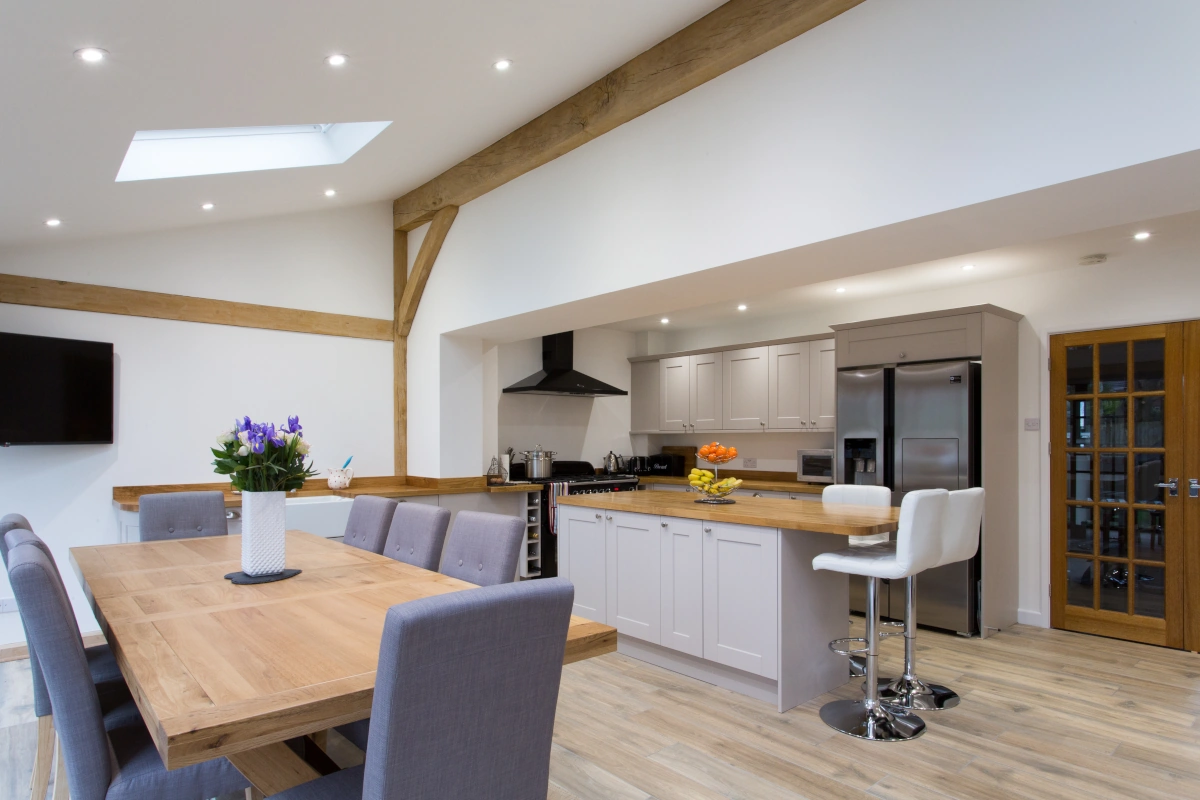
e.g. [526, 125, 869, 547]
[241, 490, 286, 576]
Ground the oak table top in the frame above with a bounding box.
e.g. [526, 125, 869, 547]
[70, 531, 616, 793]
[556, 490, 900, 536]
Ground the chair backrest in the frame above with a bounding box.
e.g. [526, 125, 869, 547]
[343, 496, 399, 553]
[892, 489, 948, 576]
[2, 526, 54, 719]
[0, 513, 33, 564]
[138, 491, 229, 541]
[6, 543, 111, 800]
[383, 502, 451, 571]
[361, 578, 574, 800]
[822, 485, 892, 507]
[938, 488, 985, 567]
[439, 510, 524, 586]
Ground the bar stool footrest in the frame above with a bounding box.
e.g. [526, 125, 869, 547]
[829, 637, 869, 656]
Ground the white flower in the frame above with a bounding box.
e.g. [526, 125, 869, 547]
[237, 445, 250, 457]
[296, 439, 310, 455]
[216, 429, 236, 445]
[237, 430, 250, 445]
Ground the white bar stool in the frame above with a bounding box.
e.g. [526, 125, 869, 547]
[822, 485, 894, 677]
[812, 488, 947, 742]
[878, 487, 985, 711]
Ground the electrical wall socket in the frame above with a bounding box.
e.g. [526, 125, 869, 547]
[742, 458, 758, 469]
[1024, 418, 1041, 431]
[0, 597, 18, 614]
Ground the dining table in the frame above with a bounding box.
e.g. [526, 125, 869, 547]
[70, 530, 617, 796]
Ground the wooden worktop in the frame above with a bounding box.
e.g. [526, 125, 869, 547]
[556, 490, 898, 537]
[637, 475, 825, 494]
[112, 476, 533, 511]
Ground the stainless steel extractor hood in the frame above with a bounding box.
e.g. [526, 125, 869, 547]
[502, 332, 628, 397]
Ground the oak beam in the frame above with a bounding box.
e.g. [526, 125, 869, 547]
[393, 229, 408, 477]
[395, 206, 458, 337]
[0, 273, 392, 341]
[392, 0, 865, 230]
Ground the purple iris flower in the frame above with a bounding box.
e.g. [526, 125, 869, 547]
[286, 415, 302, 435]
[236, 416, 253, 433]
[267, 423, 286, 447]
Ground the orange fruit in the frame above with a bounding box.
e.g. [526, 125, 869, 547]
[729, 447, 738, 457]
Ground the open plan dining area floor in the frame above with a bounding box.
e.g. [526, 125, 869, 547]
[3, 621, 1198, 800]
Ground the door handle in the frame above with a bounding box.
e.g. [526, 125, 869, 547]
[1190, 478, 1200, 499]
[1156, 478, 1179, 498]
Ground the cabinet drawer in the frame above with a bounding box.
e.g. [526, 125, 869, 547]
[836, 314, 981, 368]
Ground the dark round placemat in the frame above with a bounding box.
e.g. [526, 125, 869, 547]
[224, 569, 302, 585]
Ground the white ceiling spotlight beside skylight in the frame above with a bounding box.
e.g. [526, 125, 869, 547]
[493, 59, 512, 71]
[1134, 231, 1151, 240]
[835, 286, 846, 293]
[201, 203, 214, 210]
[74, 47, 107, 62]
[962, 264, 975, 271]
[45, 218, 62, 227]
[325, 54, 347, 67]
[114, 122, 391, 182]
[324, 189, 337, 197]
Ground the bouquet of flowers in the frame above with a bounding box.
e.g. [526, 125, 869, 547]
[212, 416, 317, 493]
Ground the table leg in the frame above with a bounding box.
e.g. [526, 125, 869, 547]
[310, 729, 329, 751]
[227, 741, 322, 795]
[245, 790, 264, 800]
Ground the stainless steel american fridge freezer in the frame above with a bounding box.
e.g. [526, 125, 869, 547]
[836, 360, 981, 635]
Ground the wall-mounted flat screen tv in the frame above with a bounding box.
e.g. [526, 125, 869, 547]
[0, 332, 114, 445]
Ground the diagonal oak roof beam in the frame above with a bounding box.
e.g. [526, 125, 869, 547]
[392, 0, 865, 231]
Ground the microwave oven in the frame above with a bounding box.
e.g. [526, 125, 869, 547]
[797, 449, 835, 484]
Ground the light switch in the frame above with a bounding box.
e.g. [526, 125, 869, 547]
[1024, 418, 1041, 431]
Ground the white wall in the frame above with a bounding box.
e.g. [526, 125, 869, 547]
[493, 328, 636, 468]
[0, 203, 394, 645]
[405, 0, 1200, 481]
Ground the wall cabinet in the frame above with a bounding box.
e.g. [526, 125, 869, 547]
[559, 507, 779, 679]
[637, 338, 834, 433]
[658, 353, 723, 432]
[835, 313, 981, 369]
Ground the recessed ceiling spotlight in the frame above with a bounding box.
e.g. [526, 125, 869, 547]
[45, 219, 62, 227]
[74, 47, 108, 62]
[660, 318, 669, 324]
[326, 54, 347, 67]
[1134, 231, 1151, 240]
[324, 189, 336, 197]
[201, 203, 214, 211]
[737, 304, 747, 311]
[962, 264, 975, 271]
[835, 287, 846, 293]
[493, 59, 512, 71]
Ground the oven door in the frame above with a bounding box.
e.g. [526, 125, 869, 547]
[797, 450, 835, 483]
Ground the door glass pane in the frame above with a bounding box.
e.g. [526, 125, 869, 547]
[1067, 400, 1092, 447]
[1099, 342, 1128, 393]
[1068, 455, 1093, 501]
[1066, 345, 1093, 394]
[1134, 396, 1164, 448]
[1134, 508, 1165, 562]
[1099, 454, 1127, 502]
[1133, 339, 1164, 391]
[1099, 562, 1129, 613]
[1067, 506, 1093, 554]
[1134, 565, 1165, 619]
[1098, 398, 1127, 447]
[1098, 507, 1127, 557]
[1134, 453, 1165, 505]
[1067, 558, 1094, 608]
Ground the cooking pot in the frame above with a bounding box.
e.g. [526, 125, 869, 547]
[520, 445, 556, 479]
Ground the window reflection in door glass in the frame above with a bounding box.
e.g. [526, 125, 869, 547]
[1134, 509, 1164, 562]
[1098, 507, 1127, 558]
[1098, 342, 1128, 393]
[1066, 558, 1093, 608]
[1068, 455, 1093, 501]
[1066, 345, 1093, 394]
[1135, 565, 1165, 619]
[1067, 506, 1093, 554]
[1133, 339, 1164, 391]
[1134, 454, 1165, 505]
[1134, 396, 1163, 448]
[1099, 454, 1127, 502]
[1098, 398, 1127, 447]
[1099, 562, 1128, 613]
[1067, 400, 1092, 447]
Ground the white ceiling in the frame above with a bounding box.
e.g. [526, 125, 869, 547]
[603, 210, 1200, 334]
[0, 0, 724, 246]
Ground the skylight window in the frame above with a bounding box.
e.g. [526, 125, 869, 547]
[115, 121, 391, 182]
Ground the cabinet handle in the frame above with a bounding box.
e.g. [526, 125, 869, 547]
[704, 527, 712, 533]
[800, 420, 807, 426]
[594, 513, 602, 520]
[811, 419, 816, 425]
[898, 351, 907, 359]
[661, 522, 668, 528]
[682, 423, 687, 431]
[605, 515, 612, 520]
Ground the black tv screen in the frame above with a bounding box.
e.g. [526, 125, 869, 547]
[0, 332, 114, 445]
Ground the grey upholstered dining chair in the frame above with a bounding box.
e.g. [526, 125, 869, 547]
[341, 495, 399, 554]
[283, 578, 575, 800]
[381, 502, 451, 571]
[137, 491, 229, 541]
[438, 510, 525, 586]
[6, 543, 250, 800]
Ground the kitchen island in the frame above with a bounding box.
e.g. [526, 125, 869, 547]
[556, 491, 899, 711]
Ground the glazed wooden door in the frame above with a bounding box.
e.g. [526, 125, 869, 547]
[1050, 324, 1185, 647]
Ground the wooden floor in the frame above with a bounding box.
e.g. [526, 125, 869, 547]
[3, 623, 1199, 799]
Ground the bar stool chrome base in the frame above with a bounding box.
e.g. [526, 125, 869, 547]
[878, 676, 960, 711]
[819, 699, 926, 742]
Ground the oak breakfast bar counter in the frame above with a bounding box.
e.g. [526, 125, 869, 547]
[555, 491, 900, 711]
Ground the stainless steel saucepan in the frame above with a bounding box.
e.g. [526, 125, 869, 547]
[520, 446, 556, 479]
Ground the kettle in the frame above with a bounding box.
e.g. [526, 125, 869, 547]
[604, 451, 625, 474]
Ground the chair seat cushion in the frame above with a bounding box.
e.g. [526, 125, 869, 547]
[102, 699, 144, 732]
[87, 644, 124, 685]
[813, 541, 915, 579]
[335, 718, 370, 751]
[106, 723, 249, 800]
[271, 765, 365, 800]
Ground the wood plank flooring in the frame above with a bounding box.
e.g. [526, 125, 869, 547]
[3, 623, 1198, 799]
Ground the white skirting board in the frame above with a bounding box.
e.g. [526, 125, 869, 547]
[617, 636, 779, 707]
